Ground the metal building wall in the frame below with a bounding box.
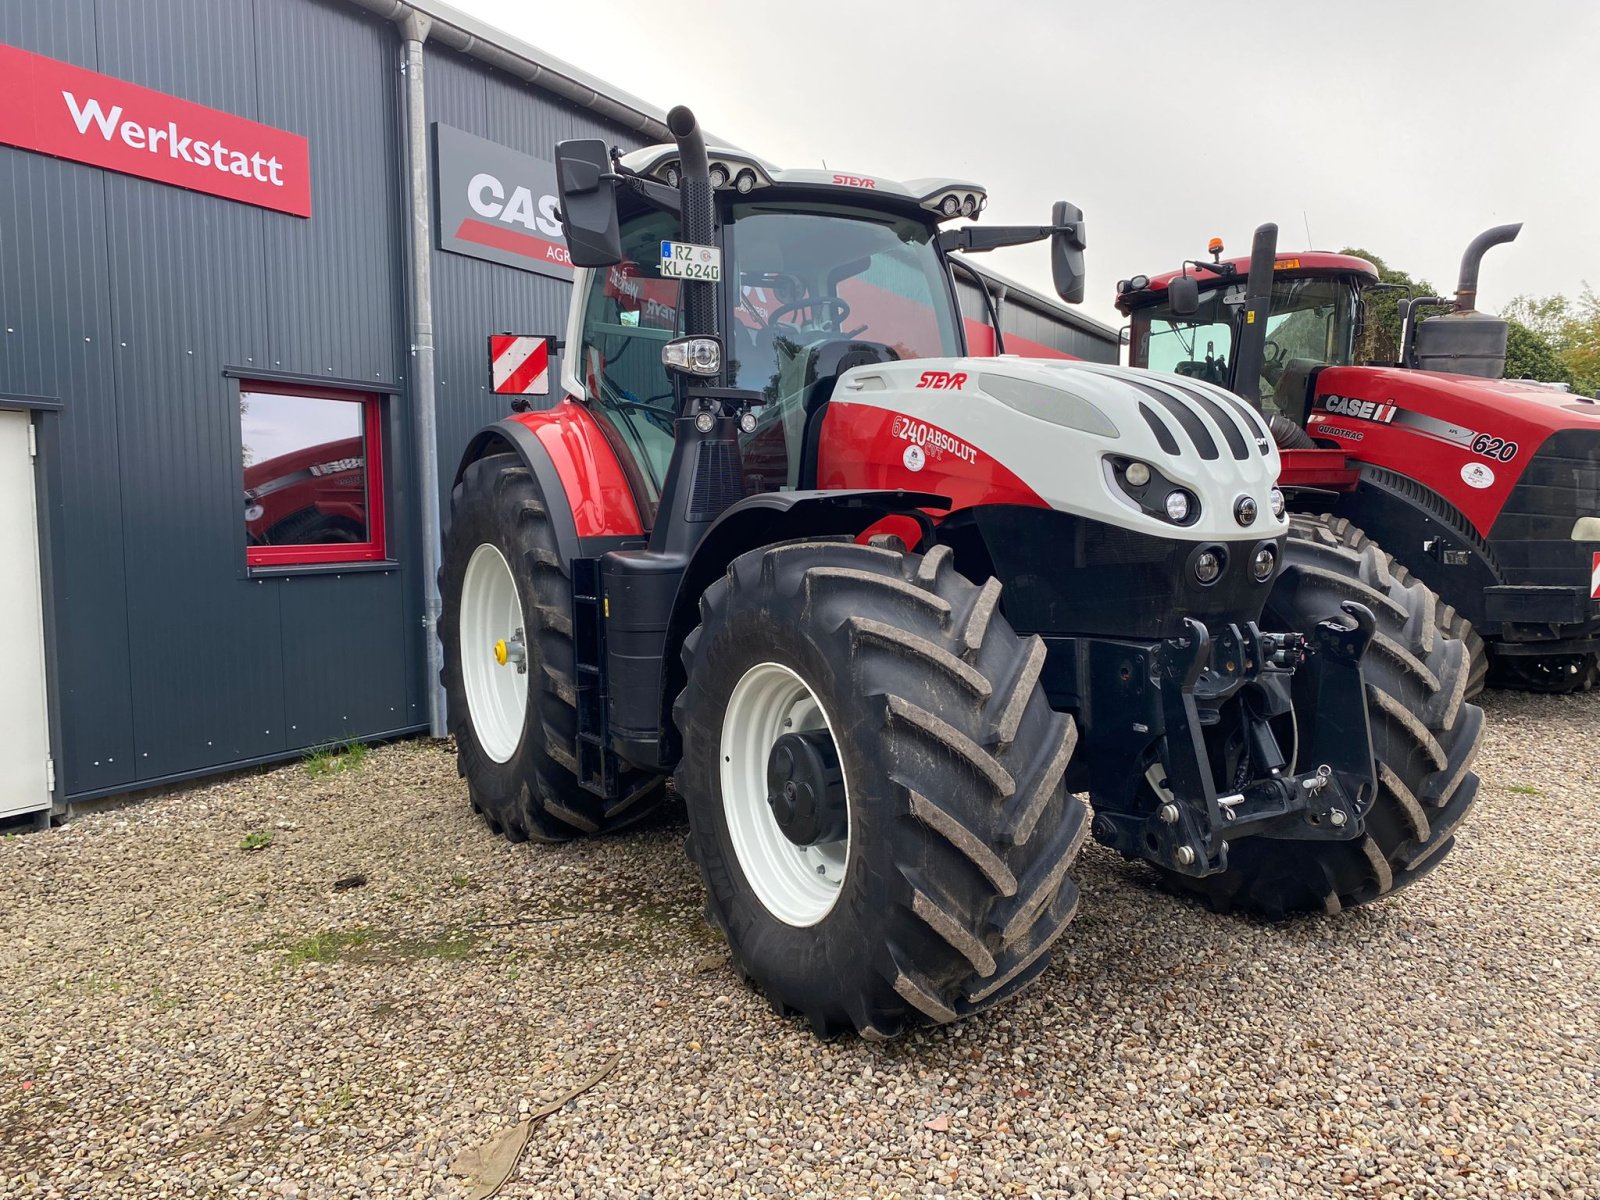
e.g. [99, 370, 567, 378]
[423, 43, 646, 515]
[0, 0, 421, 799]
[954, 273, 1120, 363]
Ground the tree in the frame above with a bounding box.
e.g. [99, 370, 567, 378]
[1504, 289, 1600, 397]
[1502, 319, 1571, 385]
[1339, 247, 1440, 365]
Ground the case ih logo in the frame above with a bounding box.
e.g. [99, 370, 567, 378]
[916, 371, 968, 390]
[1321, 395, 1398, 423]
[436, 124, 570, 280]
[0, 44, 311, 216]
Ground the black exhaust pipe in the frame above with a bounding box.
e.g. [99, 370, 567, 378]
[1453, 222, 1521, 313]
[667, 105, 718, 342]
[1231, 222, 1278, 408]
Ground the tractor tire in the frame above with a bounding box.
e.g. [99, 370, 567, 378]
[439, 452, 662, 842]
[1311, 513, 1489, 699]
[1159, 514, 1484, 917]
[674, 539, 1087, 1038]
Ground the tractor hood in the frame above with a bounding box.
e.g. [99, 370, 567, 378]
[823, 358, 1287, 543]
[1317, 366, 1600, 436]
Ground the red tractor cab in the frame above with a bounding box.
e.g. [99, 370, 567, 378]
[1116, 227, 1600, 693]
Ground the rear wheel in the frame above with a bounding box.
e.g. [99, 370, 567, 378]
[674, 540, 1087, 1038]
[1160, 514, 1484, 916]
[1311, 513, 1489, 699]
[439, 452, 662, 842]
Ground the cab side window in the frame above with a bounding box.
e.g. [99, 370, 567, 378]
[577, 211, 683, 508]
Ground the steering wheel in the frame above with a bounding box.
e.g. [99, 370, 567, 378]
[767, 296, 851, 332]
[1261, 339, 1288, 385]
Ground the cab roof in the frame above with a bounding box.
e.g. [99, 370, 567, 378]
[617, 143, 988, 223]
[1114, 252, 1381, 315]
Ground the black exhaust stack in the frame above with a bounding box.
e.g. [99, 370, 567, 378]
[1453, 222, 1522, 313]
[1413, 222, 1522, 378]
[667, 105, 718, 344]
[1231, 222, 1278, 407]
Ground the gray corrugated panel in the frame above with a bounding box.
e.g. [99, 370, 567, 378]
[99, 167, 286, 779]
[425, 44, 644, 514]
[279, 569, 410, 745]
[0, 146, 138, 796]
[1, 0, 136, 797]
[96, 0, 260, 110]
[1, 0, 96, 64]
[955, 276, 1118, 364]
[254, 0, 405, 384]
[88, 0, 413, 783]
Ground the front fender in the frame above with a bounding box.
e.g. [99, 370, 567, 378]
[453, 401, 645, 566]
[654, 488, 950, 767]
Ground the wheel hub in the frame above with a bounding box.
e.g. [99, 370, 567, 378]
[766, 730, 846, 848]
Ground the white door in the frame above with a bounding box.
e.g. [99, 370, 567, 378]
[0, 410, 51, 819]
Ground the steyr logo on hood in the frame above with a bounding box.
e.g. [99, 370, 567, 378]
[916, 371, 967, 390]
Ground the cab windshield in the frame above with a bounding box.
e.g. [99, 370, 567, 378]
[728, 203, 962, 489]
[1134, 274, 1359, 417]
[577, 203, 961, 513]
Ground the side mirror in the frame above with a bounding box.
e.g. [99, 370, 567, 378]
[1050, 201, 1086, 305]
[1167, 275, 1200, 318]
[554, 138, 623, 268]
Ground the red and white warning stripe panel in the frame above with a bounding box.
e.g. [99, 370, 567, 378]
[489, 334, 551, 396]
[1591, 551, 1599, 600]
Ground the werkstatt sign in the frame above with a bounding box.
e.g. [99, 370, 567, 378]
[0, 44, 311, 217]
[436, 123, 571, 280]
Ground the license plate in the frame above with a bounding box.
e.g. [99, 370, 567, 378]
[659, 241, 722, 282]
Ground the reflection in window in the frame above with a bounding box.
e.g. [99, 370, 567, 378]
[241, 386, 385, 566]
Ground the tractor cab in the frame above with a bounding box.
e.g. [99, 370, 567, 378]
[560, 137, 1085, 532]
[1116, 249, 1376, 427]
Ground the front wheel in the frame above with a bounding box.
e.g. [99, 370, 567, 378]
[1159, 515, 1484, 916]
[438, 452, 661, 842]
[674, 540, 1087, 1038]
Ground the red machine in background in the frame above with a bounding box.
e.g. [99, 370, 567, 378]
[1116, 224, 1600, 693]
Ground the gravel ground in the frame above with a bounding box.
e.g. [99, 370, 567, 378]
[2, 687, 1597, 1200]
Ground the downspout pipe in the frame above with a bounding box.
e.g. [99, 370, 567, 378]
[398, 10, 448, 738]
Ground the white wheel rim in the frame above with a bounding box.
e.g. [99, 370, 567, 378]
[460, 543, 528, 764]
[720, 662, 851, 927]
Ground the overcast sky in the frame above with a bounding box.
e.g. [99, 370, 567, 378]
[461, 0, 1599, 330]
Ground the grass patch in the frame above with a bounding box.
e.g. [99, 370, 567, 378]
[1507, 783, 1542, 796]
[239, 830, 273, 852]
[278, 925, 479, 968]
[149, 985, 184, 1012]
[304, 741, 368, 778]
[448, 874, 478, 890]
[285, 929, 372, 966]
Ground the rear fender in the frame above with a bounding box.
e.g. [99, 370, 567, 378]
[453, 401, 645, 566]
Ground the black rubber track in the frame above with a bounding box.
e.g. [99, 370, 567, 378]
[674, 540, 1088, 1039]
[1486, 649, 1600, 694]
[1158, 514, 1484, 917]
[438, 452, 662, 842]
[1304, 513, 1490, 700]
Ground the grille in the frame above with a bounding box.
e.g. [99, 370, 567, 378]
[686, 440, 746, 521]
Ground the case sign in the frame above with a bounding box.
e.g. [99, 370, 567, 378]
[0, 44, 311, 217]
[436, 123, 571, 280]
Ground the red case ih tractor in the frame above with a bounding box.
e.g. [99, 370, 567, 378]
[437, 108, 1482, 1038]
[1115, 225, 1600, 694]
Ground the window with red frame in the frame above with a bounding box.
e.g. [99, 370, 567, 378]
[240, 383, 386, 567]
